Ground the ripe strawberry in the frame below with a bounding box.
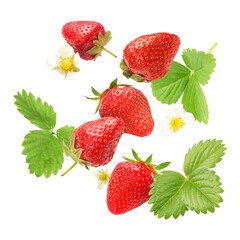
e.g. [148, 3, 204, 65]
[120, 32, 180, 82]
[62, 21, 116, 60]
[107, 150, 170, 214]
[61, 117, 124, 176]
[86, 79, 154, 137]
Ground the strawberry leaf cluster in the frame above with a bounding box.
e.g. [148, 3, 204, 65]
[151, 45, 217, 124]
[14, 90, 75, 178]
[148, 139, 226, 219]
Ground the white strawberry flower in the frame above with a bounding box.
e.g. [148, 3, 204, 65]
[47, 44, 80, 78]
[161, 108, 194, 136]
[93, 168, 110, 190]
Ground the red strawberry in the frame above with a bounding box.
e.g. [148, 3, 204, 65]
[61, 117, 124, 176]
[120, 32, 180, 82]
[107, 150, 170, 214]
[62, 21, 116, 60]
[86, 79, 154, 137]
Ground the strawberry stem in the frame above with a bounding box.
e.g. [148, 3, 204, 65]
[61, 161, 78, 176]
[207, 42, 218, 54]
[101, 47, 117, 58]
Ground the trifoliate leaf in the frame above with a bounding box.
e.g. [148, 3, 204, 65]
[182, 75, 209, 123]
[184, 139, 226, 176]
[149, 171, 188, 219]
[182, 168, 223, 214]
[56, 125, 75, 157]
[14, 90, 56, 130]
[22, 130, 63, 178]
[182, 49, 216, 86]
[151, 61, 190, 104]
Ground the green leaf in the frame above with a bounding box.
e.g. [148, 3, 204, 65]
[184, 139, 226, 176]
[14, 90, 56, 130]
[151, 61, 190, 104]
[149, 171, 188, 219]
[182, 75, 209, 123]
[182, 49, 216, 85]
[56, 126, 75, 157]
[182, 168, 223, 214]
[22, 130, 64, 178]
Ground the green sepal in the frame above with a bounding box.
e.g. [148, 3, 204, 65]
[145, 154, 153, 164]
[85, 78, 132, 114]
[88, 46, 101, 55]
[109, 78, 118, 89]
[120, 59, 129, 71]
[123, 150, 171, 176]
[154, 161, 171, 170]
[88, 31, 114, 60]
[61, 135, 90, 172]
[122, 70, 132, 79]
[73, 66, 80, 72]
[91, 87, 101, 97]
[120, 59, 147, 82]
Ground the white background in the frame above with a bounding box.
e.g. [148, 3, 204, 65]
[1, 0, 239, 239]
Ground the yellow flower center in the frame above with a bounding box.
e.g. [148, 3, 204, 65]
[169, 117, 185, 132]
[98, 170, 110, 183]
[60, 57, 74, 72]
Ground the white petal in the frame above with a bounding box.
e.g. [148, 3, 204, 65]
[47, 54, 60, 67]
[93, 171, 100, 179]
[183, 112, 195, 123]
[97, 182, 105, 190]
[73, 58, 80, 69]
[161, 126, 172, 137]
[59, 44, 74, 58]
[174, 128, 186, 137]
[66, 72, 80, 80]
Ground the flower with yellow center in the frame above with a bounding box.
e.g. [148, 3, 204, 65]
[93, 168, 110, 190]
[47, 44, 80, 78]
[162, 108, 194, 136]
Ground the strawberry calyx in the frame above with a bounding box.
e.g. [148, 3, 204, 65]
[123, 149, 171, 178]
[61, 135, 90, 176]
[83, 78, 132, 113]
[87, 31, 117, 60]
[120, 59, 149, 83]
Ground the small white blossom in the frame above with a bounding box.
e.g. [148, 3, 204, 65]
[47, 44, 80, 78]
[93, 168, 110, 190]
[162, 108, 194, 137]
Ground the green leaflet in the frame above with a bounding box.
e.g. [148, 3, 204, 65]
[182, 75, 209, 123]
[14, 90, 56, 130]
[182, 49, 216, 86]
[149, 171, 188, 219]
[151, 61, 190, 104]
[151, 45, 217, 124]
[182, 168, 223, 214]
[22, 130, 64, 178]
[148, 139, 226, 219]
[184, 139, 226, 176]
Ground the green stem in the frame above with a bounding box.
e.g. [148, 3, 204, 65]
[207, 42, 218, 54]
[61, 161, 78, 177]
[101, 47, 117, 58]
